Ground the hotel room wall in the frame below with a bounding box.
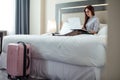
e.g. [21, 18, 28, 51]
[30, 0, 40, 34]
[102, 0, 120, 80]
[40, 0, 46, 34]
[30, 0, 45, 34]
[45, 0, 84, 33]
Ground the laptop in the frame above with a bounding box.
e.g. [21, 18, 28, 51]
[67, 17, 82, 29]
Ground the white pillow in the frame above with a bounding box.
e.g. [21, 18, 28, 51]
[99, 24, 108, 29]
[59, 22, 72, 35]
[98, 24, 108, 35]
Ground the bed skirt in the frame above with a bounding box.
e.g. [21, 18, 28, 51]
[30, 58, 102, 80]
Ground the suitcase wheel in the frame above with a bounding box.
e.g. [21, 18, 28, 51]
[8, 74, 22, 80]
[8, 74, 11, 79]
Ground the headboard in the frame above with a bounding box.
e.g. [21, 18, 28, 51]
[55, 0, 107, 33]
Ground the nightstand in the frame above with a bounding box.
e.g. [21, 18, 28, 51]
[0, 31, 7, 54]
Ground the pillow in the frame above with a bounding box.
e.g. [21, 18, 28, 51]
[98, 24, 108, 35]
[99, 24, 108, 30]
[59, 22, 72, 35]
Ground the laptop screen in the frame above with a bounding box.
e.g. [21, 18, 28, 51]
[67, 17, 82, 29]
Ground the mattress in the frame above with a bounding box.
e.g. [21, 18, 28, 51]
[30, 58, 102, 80]
[1, 34, 106, 67]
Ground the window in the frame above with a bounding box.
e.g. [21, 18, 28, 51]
[0, 0, 15, 35]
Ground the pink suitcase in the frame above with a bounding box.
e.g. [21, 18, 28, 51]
[7, 42, 31, 79]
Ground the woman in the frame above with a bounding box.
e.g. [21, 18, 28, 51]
[65, 5, 100, 36]
[82, 5, 100, 34]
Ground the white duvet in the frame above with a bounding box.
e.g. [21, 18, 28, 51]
[0, 34, 106, 68]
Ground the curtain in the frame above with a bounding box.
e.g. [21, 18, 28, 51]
[15, 0, 30, 34]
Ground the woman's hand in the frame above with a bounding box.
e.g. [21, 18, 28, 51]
[89, 30, 97, 34]
[82, 27, 86, 30]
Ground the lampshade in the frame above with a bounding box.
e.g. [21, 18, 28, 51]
[47, 20, 56, 33]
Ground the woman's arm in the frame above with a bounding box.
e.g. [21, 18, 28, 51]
[90, 18, 100, 34]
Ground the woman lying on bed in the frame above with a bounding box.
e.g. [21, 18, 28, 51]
[62, 5, 100, 36]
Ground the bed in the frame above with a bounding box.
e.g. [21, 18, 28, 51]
[0, 0, 107, 80]
[0, 34, 107, 80]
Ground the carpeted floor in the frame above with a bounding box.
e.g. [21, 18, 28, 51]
[0, 69, 49, 80]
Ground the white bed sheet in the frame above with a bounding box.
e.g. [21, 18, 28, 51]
[0, 34, 106, 68]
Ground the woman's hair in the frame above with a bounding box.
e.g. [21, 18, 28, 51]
[83, 5, 95, 29]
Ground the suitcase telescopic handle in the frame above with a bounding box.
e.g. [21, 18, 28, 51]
[17, 41, 28, 76]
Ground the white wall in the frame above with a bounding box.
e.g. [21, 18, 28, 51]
[30, 0, 40, 34]
[40, 0, 46, 34]
[30, 0, 45, 34]
[102, 0, 120, 80]
[45, 0, 84, 32]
